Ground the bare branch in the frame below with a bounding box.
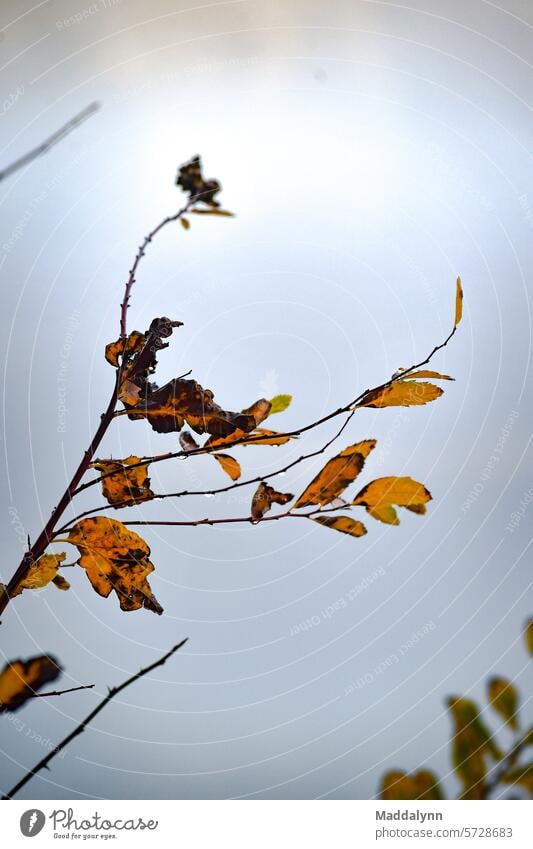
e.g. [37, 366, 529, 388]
[31, 684, 95, 699]
[2, 639, 188, 800]
[0, 103, 100, 183]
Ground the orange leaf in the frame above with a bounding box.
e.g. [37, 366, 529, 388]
[92, 456, 154, 507]
[352, 476, 431, 524]
[11, 553, 70, 597]
[213, 454, 241, 481]
[357, 381, 443, 409]
[67, 517, 162, 614]
[311, 515, 367, 537]
[455, 277, 463, 327]
[294, 440, 376, 509]
[0, 655, 61, 712]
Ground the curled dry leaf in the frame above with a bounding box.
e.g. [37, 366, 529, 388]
[311, 515, 367, 538]
[380, 770, 443, 801]
[206, 428, 295, 449]
[105, 331, 145, 368]
[251, 482, 294, 519]
[487, 677, 519, 731]
[92, 456, 154, 507]
[66, 517, 162, 615]
[11, 553, 70, 597]
[0, 655, 62, 712]
[176, 155, 221, 206]
[352, 476, 431, 525]
[294, 440, 376, 509]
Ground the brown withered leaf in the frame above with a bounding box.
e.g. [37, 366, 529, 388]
[180, 217, 190, 230]
[127, 379, 258, 438]
[214, 454, 241, 481]
[352, 476, 431, 525]
[380, 769, 443, 801]
[357, 380, 443, 409]
[242, 398, 272, 426]
[294, 440, 376, 509]
[92, 456, 154, 507]
[11, 553, 70, 597]
[67, 517, 162, 614]
[0, 655, 61, 712]
[105, 331, 145, 367]
[205, 428, 295, 449]
[405, 370, 454, 381]
[190, 208, 234, 217]
[251, 482, 294, 519]
[311, 515, 367, 537]
[176, 155, 221, 207]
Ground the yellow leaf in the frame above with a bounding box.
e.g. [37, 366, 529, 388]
[251, 482, 293, 519]
[11, 553, 69, 597]
[214, 453, 241, 481]
[190, 208, 234, 216]
[294, 440, 376, 509]
[405, 370, 454, 381]
[92, 456, 154, 507]
[180, 217, 190, 230]
[448, 696, 503, 798]
[312, 515, 367, 537]
[488, 677, 519, 730]
[0, 655, 61, 712]
[352, 476, 431, 524]
[455, 277, 463, 327]
[67, 517, 162, 614]
[357, 380, 443, 409]
[269, 394, 292, 414]
[380, 769, 442, 801]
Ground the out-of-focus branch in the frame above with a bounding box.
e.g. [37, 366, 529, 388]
[0, 102, 100, 183]
[2, 639, 188, 800]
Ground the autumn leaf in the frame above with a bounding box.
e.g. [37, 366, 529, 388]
[180, 217, 190, 230]
[448, 696, 503, 799]
[294, 440, 376, 509]
[488, 677, 519, 730]
[311, 515, 367, 537]
[0, 655, 61, 712]
[205, 428, 295, 449]
[92, 456, 154, 507]
[380, 769, 443, 801]
[352, 476, 431, 525]
[213, 454, 241, 481]
[356, 380, 443, 409]
[524, 619, 533, 656]
[455, 277, 463, 327]
[11, 553, 70, 597]
[105, 331, 145, 367]
[251, 482, 293, 519]
[242, 398, 272, 426]
[405, 370, 454, 381]
[190, 208, 234, 216]
[269, 394, 292, 414]
[179, 432, 241, 480]
[176, 155, 221, 207]
[66, 517, 162, 615]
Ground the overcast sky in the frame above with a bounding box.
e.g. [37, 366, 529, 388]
[1, 0, 532, 800]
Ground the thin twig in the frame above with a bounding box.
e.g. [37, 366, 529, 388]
[31, 684, 95, 699]
[2, 639, 188, 800]
[0, 103, 100, 183]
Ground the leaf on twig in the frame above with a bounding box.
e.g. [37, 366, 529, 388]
[380, 769, 443, 800]
[206, 428, 295, 449]
[66, 518, 162, 615]
[190, 208, 234, 216]
[488, 677, 519, 730]
[0, 656, 61, 712]
[251, 482, 293, 519]
[356, 379, 444, 409]
[176, 155, 221, 207]
[311, 515, 367, 537]
[180, 217, 190, 230]
[405, 370, 454, 381]
[179, 431, 241, 480]
[269, 394, 292, 414]
[455, 277, 463, 327]
[352, 476, 431, 525]
[105, 331, 145, 368]
[294, 440, 376, 509]
[11, 553, 70, 597]
[92, 456, 154, 507]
